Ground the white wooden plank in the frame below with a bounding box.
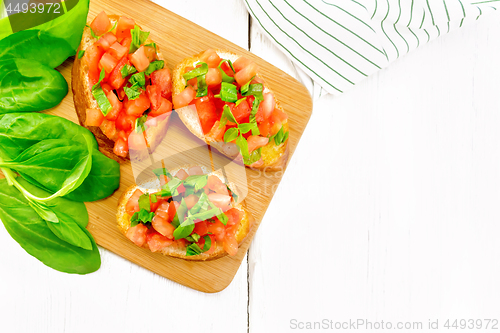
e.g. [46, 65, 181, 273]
[0, 1, 250, 332]
[248, 12, 500, 333]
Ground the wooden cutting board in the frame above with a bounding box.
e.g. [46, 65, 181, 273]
[46, 0, 312, 293]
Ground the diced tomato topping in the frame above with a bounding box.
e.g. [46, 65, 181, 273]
[233, 56, 252, 72]
[120, 37, 132, 51]
[168, 201, 179, 222]
[200, 49, 222, 68]
[124, 90, 150, 117]
[90, 11, 112, 36]
[108, 57, 129, 90]
[126, 223, 148, 247]
[225, 208, 241, 226]
[99, 52, 119, 73]
[206, 67, 222, 87]
[115, 16, 135, 40]
[273, 107, 288, 123]
[128, 131, 147, 150]
[113, 138, 128, 157]
[207, 175, 228, 195]
[173, 86, 196, 109]
[95, 32, 117, 51]
[183, 194, 199, 210]
[126, 189, 143, 216]
[149, 195, 162, 213]
[143, 45, 157, 62]
[107, 42, 128, 60]
[105, 91, 123, 120]
[247, 135, 269, 153]
[197, 234, 216, 254]
[208, 193, 231, 212]
[85, 108, 104, 127]
[146, 85, 172, 117]
[223, 234, 238, 256]
[187, 166, 204, 176]
[155, 201, 170, 220]
[194, 96, 219, 134]
[220, 61, 234, 77]
[231, 99, 251, 123]
[193, 221, 209, 237]
[207, 219, 225, 241]
[175, 169, 189, 180]
[101, 119, 118, 140]
[257, 117, 273, 137]
[85, 44, 104, 86]
[206, 120, 225, 141]
[115, 111, 135, 132]
[152, 215, 175, 239]
[129, 46, 150, 72]
[255, 92, 275, 122]
[234, 62, 259, 86]
[251, 76, 265, 84]
[151, 68, 172, 99]
[146, 230, 174, 252]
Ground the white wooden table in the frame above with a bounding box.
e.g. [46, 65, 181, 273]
[1, 1, 500, 332]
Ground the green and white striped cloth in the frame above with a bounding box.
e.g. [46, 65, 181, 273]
[244, 0, 500, 96]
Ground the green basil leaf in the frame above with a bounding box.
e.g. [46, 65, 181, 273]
[186, 243, 203, 256]
[271, 126, 289, 146]
[220, 104, 238, 128]
[218, 59, 235, 83]
[224, 127, 239, 143]
[129, 72, 146, 88]
[240, 76, 255, 95]
[173, 217, 195, 240]
[135, 115, 148, 133]
[78, 50, 85, 59]
[138, 193, 151, 212]
[144, 60, 164, 76]
[219, 82, 238, 103]
[217, 212, 228, 226]
[153, 167, 173, 181]
[88, 25, 99, 39]
[244, 147, 262, 165]
[151, 194, 158, 203]
[183, 62, 208, 81]
[0, 59, 68, 113]
[236, 134, 250, 160]
[186, 233, 201, 243]
[188, 192, 210, 215]
[183, 175, 208, 191]
[171, 198, 188, 228]
[0, 30, 74, 68]
[0, 178, 100, 274]
[129, 25, 150, 53]
[92, 68, 112, 116]
[130, 208, 155, 227]
[238, 123, 258, 135]
[196, 74, 208, 97]
[242, 83, 264, 100]
[249, 97, 261, 127]
[167, 177, 183, 197]
[202, 235, 212, 252]
[121, 64, 137, 78]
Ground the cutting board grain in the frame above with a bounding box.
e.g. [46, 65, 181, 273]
[45, 0, 312, 292]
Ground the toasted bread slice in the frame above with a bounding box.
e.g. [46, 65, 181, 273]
[72, 15, 171, 162]
[117, 165, 254, 260]
[172, 50, 289, 170]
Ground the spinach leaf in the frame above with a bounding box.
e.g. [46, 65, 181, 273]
[0, 113, 120, 201]
[0, 59, 68, 113]
[0, 0, 90, 52]
[0, 30, 74, 68]
[0, 178, 100, 274]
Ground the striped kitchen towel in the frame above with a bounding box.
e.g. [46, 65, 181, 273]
[244, 0, 500, 97]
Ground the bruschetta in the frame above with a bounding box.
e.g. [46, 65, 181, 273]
[72, 11, 173, 161]
[172, 49, 289, 170]
[117, 165, 253, 260]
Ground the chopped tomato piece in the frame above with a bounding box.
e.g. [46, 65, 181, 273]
[168, 201, 179, 222]
[129, 46, 150, 72]
[90, 11, 112, 36]
[108, 57, 130, 90]
[206, 121, 225, 141]
[195, 96, 219, 134]
[273, 107, 288, 123]
[206, 67, 222, 87]
[149, 195, 162, 213]
[124, 91, 150, 117]
[207, 175, 228, 195]
[234, 62, 259, 86]
[85, 108, 104, 127]
[143, 45, 157, 62]
[247, 135, 269, 153]
[155, 201, 170, 220]
[233, 56, 253, 72]
[175, 169, 189, 180]
[115, 16, 135, 40]
[105, 91, 123, 121]
[95, 32, 117, 51]
[173, 86, 196, 109]
[151, 68, 172, 99]
[152, 215, 175, 239]
[231, 98, 251, 123]
[207, 219, 225, 241]
[99, 52, 119, 73]
[200, 49, 222, 68]
[257, 117, 273, 137]
[107, 42, 128, 60]
[184, 194, 199, 210]
[115, 112, 135, 132]
[101, 119, 118, 140]
[128, 131, 147, 150]
[187, 166, 204, 176]
[220, 61, 234, 77]
[208, 193, 231, 211]
[126, 189, 143, 216]
[255, 92, 275, 122]
[126, 223, 148, 247]
[225, 208, 241, 226]
[193, 221, 209, 237]
[146, 230, 173, 252]
[120, 37, 132, 51]
[85, 43, 104, 86]
[146, 85, 172, 117]
[251, 76, 265, 84]
[113, 138, 128, 157]
[223, 234, 238, 256]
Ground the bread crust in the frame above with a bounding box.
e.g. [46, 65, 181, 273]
[116, 165, 254, 260]
[72, 15, 171, 163]
[172, 50, 289, 171]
